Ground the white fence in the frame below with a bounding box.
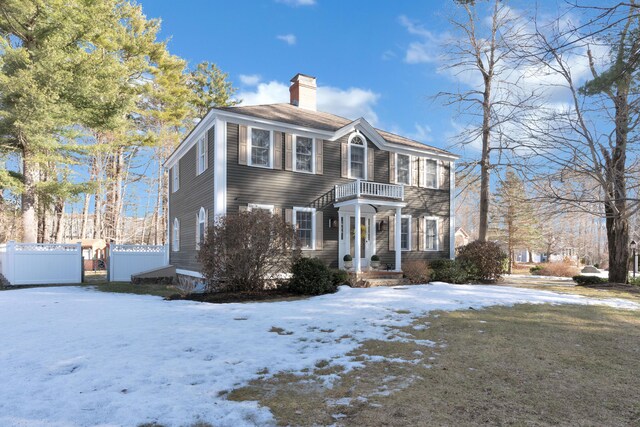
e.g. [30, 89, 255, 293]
[0, 241, 82, 286]
[109, 244, 169, 282]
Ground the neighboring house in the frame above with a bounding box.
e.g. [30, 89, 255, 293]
[165, 73, 459, 282]
[454, 227, 470, 248]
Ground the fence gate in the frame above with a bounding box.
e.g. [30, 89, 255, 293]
[0, 241, 82, 286]
[108, 244, 169, 282]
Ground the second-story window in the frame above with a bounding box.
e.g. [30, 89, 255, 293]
[350, 135, 365, 179]
[295, 136, 314, 172]
[197, 135, 207, 175]
[425, 159, 438, 188]
[250, 128, 272, 167]
[397, 154, 411, 185]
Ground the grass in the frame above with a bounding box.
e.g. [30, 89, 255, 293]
[229, 301, 640, 426]
[89, 281, 178, 298]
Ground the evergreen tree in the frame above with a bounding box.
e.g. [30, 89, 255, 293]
[187, 61, 239, 118]
[491, 169, 541, 273]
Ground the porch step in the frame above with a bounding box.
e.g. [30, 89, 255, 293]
[362, 278, 410, 288]
[358, 271, 405, 280]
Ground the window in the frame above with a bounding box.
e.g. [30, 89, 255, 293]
[425, 218, 438, 250]
[293, 207, 316, 250]
[425, 159, 438, 188]
[248, 203, 275, 214]
[171, 163, 179, 193]
[196, 135, 207, 175]
[196, 207, 206, 249]
[397, 154, 411, 185]
[400, 216, 411, 251]
[349, 134, 365, 179]
[172, 218, 180, 251]
[295, 136, 314, 173]
[250, 128, 272, 167]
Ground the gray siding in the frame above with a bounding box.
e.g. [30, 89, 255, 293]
[169, 126, 215, 271]
[226, 122, 451, 269]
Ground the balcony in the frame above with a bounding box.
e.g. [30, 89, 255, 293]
[335, 180, 404, 202]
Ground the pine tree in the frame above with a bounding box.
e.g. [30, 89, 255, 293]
[491, 169, 541, 273]
[188, 62, 240, 118]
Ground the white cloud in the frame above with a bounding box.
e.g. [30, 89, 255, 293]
[276, 34, 297, 45]
[381, 50, 396, 61]
[237, 77, 380, 125]
[275, 0, 315, 6]
[239, 74, 261, 86]
[398, 15, 447, 64]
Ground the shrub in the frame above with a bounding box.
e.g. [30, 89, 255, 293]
[430, 259, 470, 284]
[529, 265, 543, 275]
[198, 210, 300, 292]
[536, 261, 580, 278]
[403, 260, 431, 284]
[573, 275, 608, 286]
[287, 257, 337, 295]
[371, 254, 380, 262]
[627, 276, 640, 286]
[331, 269, 350, 287]
[343, 254, 352, 262]
[457, 241, 508, 282]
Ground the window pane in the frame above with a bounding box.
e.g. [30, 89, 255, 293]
[351, 146, 365, 179]
[296, 211, 313, 249]
[398, 154, 410, 184]
[401, 218, 409, 250]
[296, 137, 313, 172]
[426, 219, 436, 250]
[251, 129, 271, 166]
[426, 160, 437, 187]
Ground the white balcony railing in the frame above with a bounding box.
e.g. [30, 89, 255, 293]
[335, 180, 404, 201]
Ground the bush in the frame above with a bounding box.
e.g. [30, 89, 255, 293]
[627, 276, 640, 286]
[403, 260, 431, 284]
[529, 265, 543, 275]
[430, 259, 471, 284]
[288, 257, 337, 295]
[371, 254, 380, 262]
[457, 241, 508, 282]
[331, 269, 351, 287]
[198, 210, 300, 292]
[343, 254, 352, 261]
[573, 275, 608, 286]
[536, 261, 580, 278]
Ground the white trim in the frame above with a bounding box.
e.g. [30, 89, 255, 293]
[449, 161, 455, 259]
[196, 134, 208, 175]
[293, 206, 316, 250]
[348, 132, 367, 180]
[248, 126, 273, 168]
[171, 163, 180, 193]
[334, 198, 407, 209]
[396, 153, 411, 185]
[165, 109, 458, 169]
[176, 268, 204, 279]
[424, 216, 439, 251]
[214, 118, 227, 218]
[248, 203, 275, 213]
[293, 135, 315, 174]
[400, 215, 412, 251]
[172, 218, 180, 252]
[196, 207, 206, 249]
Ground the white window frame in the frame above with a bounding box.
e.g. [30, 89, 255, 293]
[424, 159, 438, 189]
[172, 218, 180, 251]
[196, 207, 206, 250]
[424, 216, 439, 251]
[348, 132, 367, 180]
[293, 206, 316, 250]
[196, 135, 207, 175]
[171, 163, 179, 193]
[248, 126, 273, 169]
[400, 214, 412, 251]
[248, 203, 275, 214]
[293, 135, 315, 174]
[396, 153, 411, 185]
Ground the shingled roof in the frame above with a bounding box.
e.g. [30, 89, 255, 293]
[217, 103, 454, 157]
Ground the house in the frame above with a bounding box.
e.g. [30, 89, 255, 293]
[454, 227, 470, 248]
[165, 73, 459, 284]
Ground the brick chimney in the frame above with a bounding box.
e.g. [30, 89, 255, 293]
[289, 73, 317, 111]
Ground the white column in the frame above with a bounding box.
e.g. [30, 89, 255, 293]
[395, 207, 402, 272]
[449, 160, 456, 260]
[354, 204, 361, 273]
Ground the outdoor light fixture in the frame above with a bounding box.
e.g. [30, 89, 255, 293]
[328, 218, 338, 228]
[376, 220, 385, 232]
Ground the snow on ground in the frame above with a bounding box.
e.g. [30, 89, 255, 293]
[0, 283, 637, 427]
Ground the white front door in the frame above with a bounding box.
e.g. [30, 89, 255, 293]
[338, 206, 376, 269]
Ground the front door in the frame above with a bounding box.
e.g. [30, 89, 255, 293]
[339, 210, 375, 269]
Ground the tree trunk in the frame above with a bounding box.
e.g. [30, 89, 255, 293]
[81, 193, 90, 239]
[22, 149, 39, 243]
[55, 201, 65, 243]
[478, 76, 492, 242]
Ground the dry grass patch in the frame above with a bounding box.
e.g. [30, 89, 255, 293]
[230, 303, 640, 426]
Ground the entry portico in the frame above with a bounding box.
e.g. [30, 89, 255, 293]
[334, 179, 407, 273]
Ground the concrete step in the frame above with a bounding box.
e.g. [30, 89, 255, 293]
[361, 278, 410, 288]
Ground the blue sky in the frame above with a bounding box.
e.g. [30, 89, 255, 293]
[137, 0, 510, 158]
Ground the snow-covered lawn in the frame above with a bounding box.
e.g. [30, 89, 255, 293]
[0, 283, 637, 427]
